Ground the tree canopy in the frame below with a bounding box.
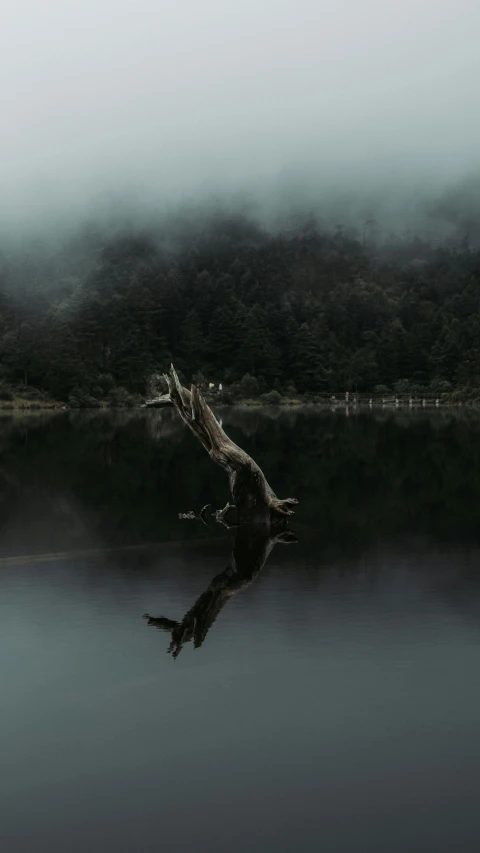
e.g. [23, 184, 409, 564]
[1, 213, 480, 401]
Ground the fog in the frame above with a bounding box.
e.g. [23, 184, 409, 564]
[2, 0, 480, 239]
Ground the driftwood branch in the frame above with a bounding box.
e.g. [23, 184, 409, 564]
[144, 525, 297, 657]
[163, 365, 298, 524]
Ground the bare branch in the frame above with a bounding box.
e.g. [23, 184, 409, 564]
[164, 365, 298, 525]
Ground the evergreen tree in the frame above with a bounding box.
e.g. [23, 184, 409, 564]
[179, 309, 205, 375]
[0, 215, 479, 399]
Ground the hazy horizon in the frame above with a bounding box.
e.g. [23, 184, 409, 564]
[2, 0, 480, 240]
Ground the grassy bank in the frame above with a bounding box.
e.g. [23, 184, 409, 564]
[0, 397, 64, 411]
[1, 386, 480, 411]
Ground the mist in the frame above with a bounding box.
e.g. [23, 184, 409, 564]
[2, 0, 480, 241]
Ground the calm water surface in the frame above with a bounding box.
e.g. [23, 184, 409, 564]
[1, 408, 480, 852]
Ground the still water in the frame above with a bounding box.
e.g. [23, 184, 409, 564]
[1, 408, 480, 852]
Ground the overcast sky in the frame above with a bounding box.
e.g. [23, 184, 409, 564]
[1, 0, 479, 230]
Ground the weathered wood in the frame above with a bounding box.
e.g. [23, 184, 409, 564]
[142, 394, 172, 408]
[163, 365, 298, 524]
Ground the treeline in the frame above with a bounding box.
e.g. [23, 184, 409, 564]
[1, 212, 480, 403]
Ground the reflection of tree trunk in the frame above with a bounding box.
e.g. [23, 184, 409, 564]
[144, 525, 296, 657]
[163, 365, 298, 525]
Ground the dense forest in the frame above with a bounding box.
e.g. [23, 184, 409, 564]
[1, 211, 480, 404]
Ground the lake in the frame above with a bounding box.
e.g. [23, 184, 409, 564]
[1, 407, 480, 852]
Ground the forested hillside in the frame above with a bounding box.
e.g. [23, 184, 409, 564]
[1, 213, 480, 403]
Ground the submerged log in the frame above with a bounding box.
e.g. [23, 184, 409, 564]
[163, 365, 298, 525]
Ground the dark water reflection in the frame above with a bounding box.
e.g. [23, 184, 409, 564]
[1, 409, 480, 852]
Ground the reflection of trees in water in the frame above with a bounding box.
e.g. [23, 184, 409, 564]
[1, 409, 480, 553]
[221, 407, 301, 436]
[144, 525, 297, 657]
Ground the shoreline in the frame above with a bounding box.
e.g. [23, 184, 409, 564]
[0, 397, 478, 413]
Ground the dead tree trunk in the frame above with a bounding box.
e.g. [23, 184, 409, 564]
[163, 365, 298, 525]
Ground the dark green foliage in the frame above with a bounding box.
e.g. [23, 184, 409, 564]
[1, 213, 480, 399]
[217, 389, 234, 405]
[14, 386, 47, 401]
[68, 388, 101, 408]
[179, 309, 204, 371]
[107, 387, 139, 408]
[393, 379, 412, 395]
[261, 389, 283, 405]
[235, 374, 260, 398]
[0, 383, 13, 400]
